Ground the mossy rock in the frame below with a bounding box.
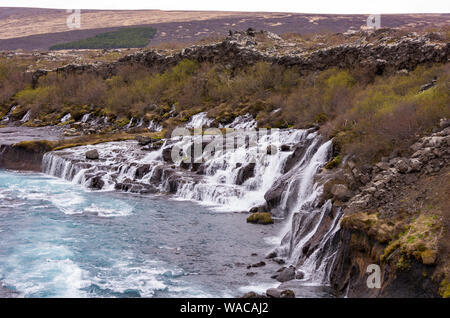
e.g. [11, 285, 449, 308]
[247, 212, 274, 225]
[115, 117, 130, 127]
[13, 140, 54, 153]
[439, 278, 450, 298]
[324, 155, 342, 169]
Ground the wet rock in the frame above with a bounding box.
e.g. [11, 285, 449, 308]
[266, 288, 295, 298]
[135, 164, 151, 179]
[283, 139, 314, 173]
[280, 144, 291, 152]
[88, 176, 104, 190]
[280, 289, 295, 298]
[266, 288, 282, 298]
[246, 272, 257, 277]
[149, 165, 163, 183]
[295, 271, 305, 280]
[275, 266, 296, 282]
[162, 146, 175, 163]
[85, 149, 99, 160]
[236, 163, 255, 185]
[266, 251, 277, 259]
[273, 258, 285, 265]
[250, 261, 266, 268]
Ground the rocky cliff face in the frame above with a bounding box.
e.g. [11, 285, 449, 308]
[329, 123, 450, 297]
[31, 29, 449, 86]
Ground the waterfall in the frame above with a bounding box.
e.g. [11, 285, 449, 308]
[148, 120, 163, 132]
[41, 127, 342, 285]
[81, 113, 91, 123]
[20, 110, 31, 123]
[1, 106, 17, 122]
[60, 113, 71, 123]
[220, 113, 257, 129]
[185, 112, 214, 128]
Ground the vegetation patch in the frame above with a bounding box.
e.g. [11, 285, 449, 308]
[247, 212, 274, 225]
[49, 27, 157, 50]
[381, 214, 442, 265]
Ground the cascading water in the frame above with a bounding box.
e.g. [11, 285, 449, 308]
[41, 123, 342, 287]
[185, 112, 214, 129]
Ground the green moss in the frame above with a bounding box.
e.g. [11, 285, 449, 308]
[115, 118, 130, 127]
[324, 155, 342, 169]
[439, 278, 450, 298]
[246, 212, 274, 225]
[13, 140, 54, 153]
[396, 255, 411, 271]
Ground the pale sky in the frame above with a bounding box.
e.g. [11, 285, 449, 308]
[0, 0, 449, 14]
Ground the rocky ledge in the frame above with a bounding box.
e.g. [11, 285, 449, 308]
[328, 122, 450, 297]
[31, 29, 449, 86]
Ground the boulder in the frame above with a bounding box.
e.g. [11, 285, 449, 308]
[236, 163, 256, 185]
[331, 184, 353, 202]
[266, 288, 295, 298]
[275, 266, 296, 282]
[88, 176, 104, 190]
[280, 289, 295, 298]
[85, 149, 99, 160]
[135, 164, 151, 179]
[241, 292, 265, 298]
[295, 270, 305, 280]
[395, 159, 409, 174]
[280, 144, 291, 152]
[266, 288, 282, 298]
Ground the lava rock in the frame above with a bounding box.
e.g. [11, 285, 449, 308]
[252, 261, 266, 267]
[280, 144, 291, 152]
[135, 164, 151, 179]
[296, 270, 305, 280]
[331, 184, 353, 202]
[280, 289, 295, 298]
[88, 176, 104, 190]
[85, 149, 99, 160]
[275, 266, 296, 282]
[266, 251, 277, 259]
[236, 163, 256, 185]
[266, 288, 282, 298]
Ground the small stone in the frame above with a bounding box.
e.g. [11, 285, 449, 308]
[280, 144, 291, 152]
[251, 261, 266, 268]
[295, 270, 305, 280]
[331, 184, 353, 202]
[85, 149, 99, 160]
[266, 288, 282, 298]
[276, 266, 296, 282]
[280, 289, 295, 298]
